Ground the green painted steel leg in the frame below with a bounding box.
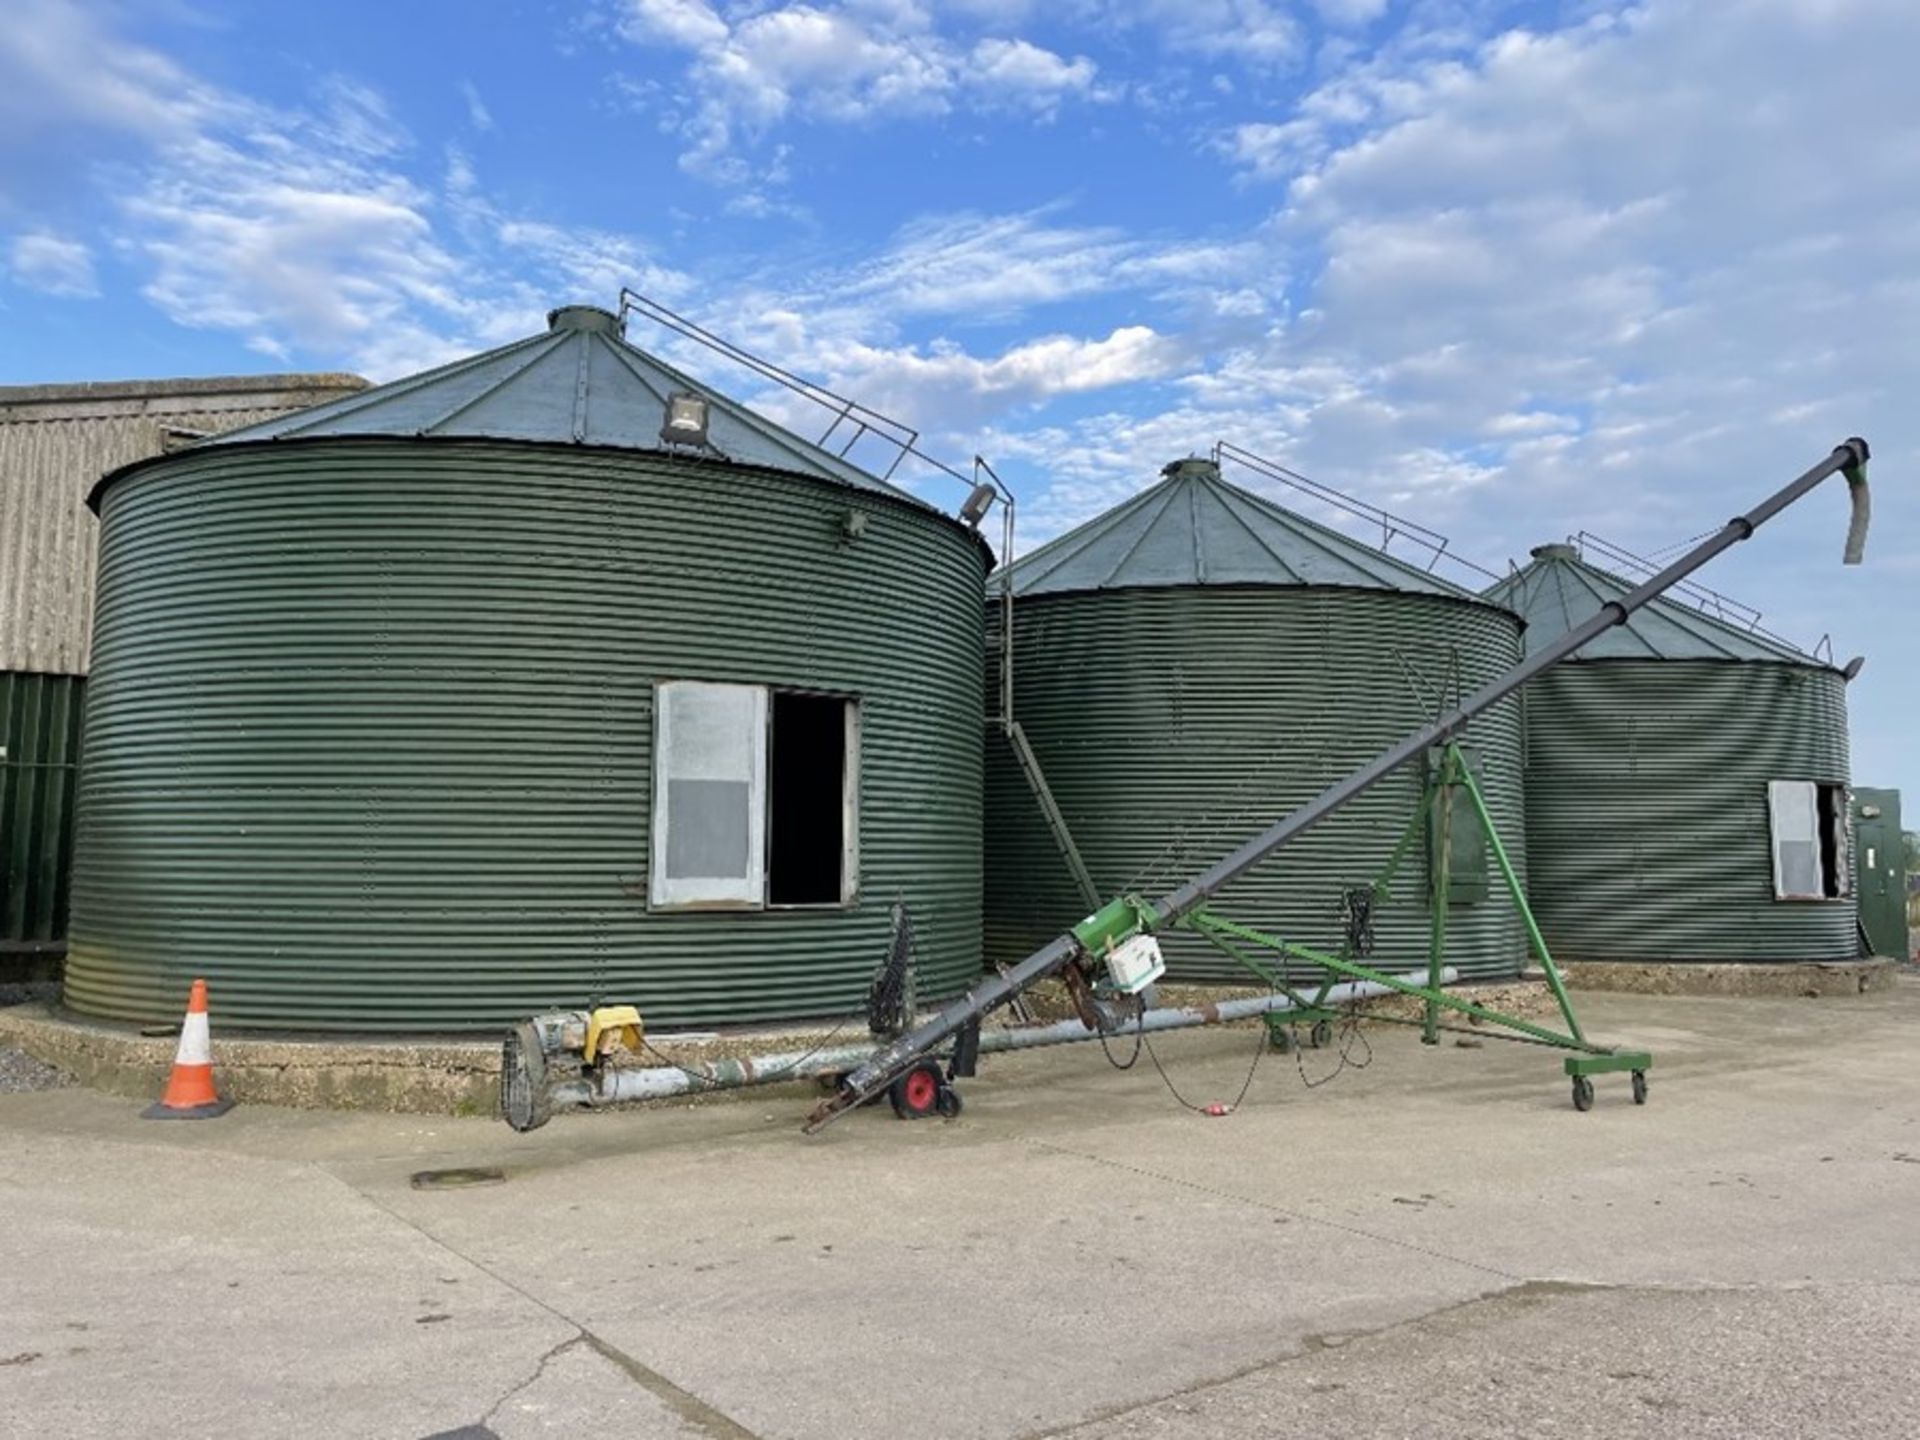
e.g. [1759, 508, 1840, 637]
[1453, 747, 1585, 1045]
[1426, 752, 1454, 1045]
[1195, 927, 1315, 1011]
[1374, 779, 1438, 903]
[1178, 747, 1656, 1106]
[1189, 911, 1591, 1051]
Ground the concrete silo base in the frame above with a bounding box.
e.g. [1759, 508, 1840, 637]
[1, 978, 1564, 1114]
[0, 1004, 939, 1115]
[1550, 958, 1898, 999]
[0, 1003, 503, 1115]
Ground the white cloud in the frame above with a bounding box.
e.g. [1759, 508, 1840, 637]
[1311, 0, 1390, 26]
[965, 38, 1099, 109]
[128, 163, 464, 369]
[1100, 0, 1301, 66]
[0, 3, 686, 379]
[7, 231, 99, 297]
[834, 210, 1136, 317]
[883, 324, 1171, 403]
[739, 324, 1182, 445]
[813, 208, 1268, 330]
[621, 0, 729, 50]
[1221, 119, 1321, 184]
[0, 0, 231, 148]
[461, 80, 494, 132]
[613, 2, 1104, 183]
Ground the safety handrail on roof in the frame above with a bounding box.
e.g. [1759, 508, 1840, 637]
[617, 288, 976, 491]
[1211, 440, 1504, 587]
[1571, 531, 1808, 655]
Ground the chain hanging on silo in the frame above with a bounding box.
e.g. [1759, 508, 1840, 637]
[1340, 885, 1376, 957]
[866, 901, 918, 1038]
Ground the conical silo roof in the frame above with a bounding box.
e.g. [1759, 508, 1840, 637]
[1484, 542, 1820, 665]
[176, 304, 922, 507]
[1001, 457, 1479, 600]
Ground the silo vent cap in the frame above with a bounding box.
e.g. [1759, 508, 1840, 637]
[1530, 542, 1579, 561]
[1160, 456, 1222, 483]
[546, 304, 624, 336]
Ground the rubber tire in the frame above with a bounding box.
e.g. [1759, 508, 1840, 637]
[1309, 1019, 1333, 1050]
[1571, 1076, 1595, 1112]
[1631, 1071, 1648, 1105]
[935, 1086, 963, 1119]
[889, 1063, 945, 1120]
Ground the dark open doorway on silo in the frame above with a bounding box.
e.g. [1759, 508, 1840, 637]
[769, 692, 856, 906]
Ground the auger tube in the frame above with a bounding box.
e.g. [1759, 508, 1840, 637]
[513, 971, 1449, 1128]
[805, 438, 1871, 1132]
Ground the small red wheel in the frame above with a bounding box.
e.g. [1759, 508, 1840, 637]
[890, 1062, 944, 1119]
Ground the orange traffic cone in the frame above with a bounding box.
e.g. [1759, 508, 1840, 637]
[142, 978, 234, 1119]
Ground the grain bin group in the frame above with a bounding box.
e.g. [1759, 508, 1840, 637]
[0, 304, 1877, 1035]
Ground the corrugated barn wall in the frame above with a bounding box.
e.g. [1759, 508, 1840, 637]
[0, 375, 366, 962]
[1, 376, 370, 676]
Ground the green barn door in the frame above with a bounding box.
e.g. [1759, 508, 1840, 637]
[1852, 789, 1907, 958]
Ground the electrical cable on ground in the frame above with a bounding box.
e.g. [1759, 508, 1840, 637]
[1291, 1005, 1373, 1089]
[1141, 1022, 1268, 1114]
[1095, 1012, 1143, 1070]
[1089, 989, 1266, 1112]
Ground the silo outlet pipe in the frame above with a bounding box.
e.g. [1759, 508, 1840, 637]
[511, 971, 1448, 1128]
[807, 438, 1872, 1132]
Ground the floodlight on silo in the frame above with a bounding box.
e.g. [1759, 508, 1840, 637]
[960, 482, 997, 528]
[661, 392, 710, 448]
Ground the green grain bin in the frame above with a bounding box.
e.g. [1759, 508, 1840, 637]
[66, 305, 989, 1032]
[985, 459, 1529, 984]
[1484, 543, 1855, 963]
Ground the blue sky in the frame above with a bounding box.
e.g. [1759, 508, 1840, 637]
[2, 0, 1914, 799]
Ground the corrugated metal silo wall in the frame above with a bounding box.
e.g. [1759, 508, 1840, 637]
[985, 586, 1529, 982]
[1, 672, 83, 954]
[66, 439, 985, 1031]
[1522, 660, 1855, 960]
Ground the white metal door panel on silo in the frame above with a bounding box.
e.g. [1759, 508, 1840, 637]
[1767, 780, 1821, 901]
[653, 681, 767, 908]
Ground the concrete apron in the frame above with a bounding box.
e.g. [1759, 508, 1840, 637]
[0, 979, 1564, 1116]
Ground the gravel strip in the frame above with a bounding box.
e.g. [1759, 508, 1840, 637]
[0, 982, 72, 1091]
[0, 1045, 73, 1092]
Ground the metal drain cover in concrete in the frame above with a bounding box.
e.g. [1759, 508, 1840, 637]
[410, 1167, 507, 1190]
